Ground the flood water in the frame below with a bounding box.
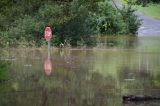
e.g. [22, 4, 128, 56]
[0, 36, 160, 106]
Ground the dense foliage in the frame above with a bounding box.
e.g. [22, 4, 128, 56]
[0, 0, 141, 47]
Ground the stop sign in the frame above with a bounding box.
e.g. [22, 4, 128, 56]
[44, 27, 52, 41]
[44, 59, 52, 76]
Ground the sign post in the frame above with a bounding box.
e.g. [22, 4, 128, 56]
[47, 40, 51, 59]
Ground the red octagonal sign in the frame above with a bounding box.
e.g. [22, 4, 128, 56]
[44, 27, 52, 41]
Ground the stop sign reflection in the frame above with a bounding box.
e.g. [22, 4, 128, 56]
[44, 59, 52, 76]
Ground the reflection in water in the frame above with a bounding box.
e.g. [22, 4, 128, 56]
[43, 47, 52, 105]
[44, 59, 52, 76]
[98, 36, 138, 48]
[0, 60, 9, 82]
[0, 37, 160, 106]
[44, 48, 52, 76]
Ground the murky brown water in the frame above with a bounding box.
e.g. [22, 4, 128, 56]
[0, 36, 160, 106]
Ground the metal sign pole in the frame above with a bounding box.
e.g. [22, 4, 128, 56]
[48, 41, 51, 59]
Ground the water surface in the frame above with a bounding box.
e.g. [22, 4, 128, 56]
[0, 36, 160, 106]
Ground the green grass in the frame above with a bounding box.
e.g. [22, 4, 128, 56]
[119, 0, 160, 20]
[136, 3, 160, 20]
[119, 0, 126, 4]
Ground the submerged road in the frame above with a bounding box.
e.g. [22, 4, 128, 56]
[113, 0, 160, 36]
[137, 12, 160, 36]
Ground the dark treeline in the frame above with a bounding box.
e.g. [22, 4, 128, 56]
[134, 0, 160, 6]
[0, 0, 140, 47]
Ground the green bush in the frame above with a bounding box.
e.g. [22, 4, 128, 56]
[5, 15, 44, 47]
[52, 0, 98, 46]
[97, 2, 127, 35]
[121, 6, 141, 35]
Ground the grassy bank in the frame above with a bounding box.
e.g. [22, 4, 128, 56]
[119, 0, 160, 19]
[136, 3, 160, 20]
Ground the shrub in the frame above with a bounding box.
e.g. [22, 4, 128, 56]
[121, 6, 141, 35]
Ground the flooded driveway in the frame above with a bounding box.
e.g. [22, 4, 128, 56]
[137, 12, 160, 36]
[0, 36, 160, 106]
[113, 0, 160, 36]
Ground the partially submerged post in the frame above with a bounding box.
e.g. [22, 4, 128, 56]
[44, 27, 52, 76]
[44, 27, 52, 59]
